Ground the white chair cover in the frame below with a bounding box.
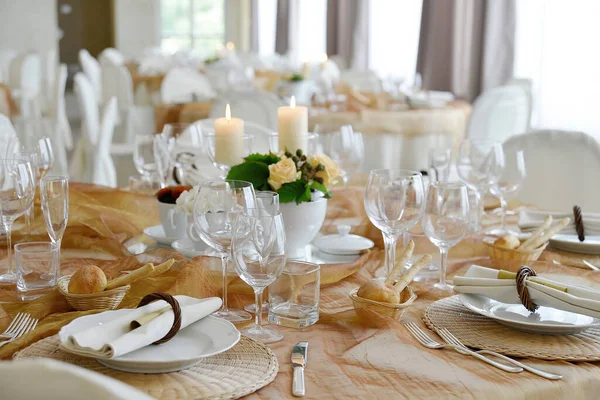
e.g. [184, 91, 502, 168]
[506, 77, 534, 131]
[95, 97, 118, 187]
[504, 130, 600, 212]
[0, 114, 18, 158]
[79, 49, 102, 102]
[43, 48, 57, 111]
[467, 85, 531, 142]
[210, 92, 285, 132]
[0, 49, 18, 83]
[8, 53, 42, 117]
[160, 68, 216, 103]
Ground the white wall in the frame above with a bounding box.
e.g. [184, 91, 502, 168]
[113, 0, 161, 60]
[0, 0, 58, 55]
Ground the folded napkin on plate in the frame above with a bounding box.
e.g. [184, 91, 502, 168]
[454, 265, 600, 318]
[63, 296, 222, 359]
[518, 210, 600, 235]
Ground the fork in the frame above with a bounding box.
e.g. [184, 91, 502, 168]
[440, 327, 561, 380]
[404, 322, 522, 373]
[0, 315, 38, 349]
[0, 313, 30, 341]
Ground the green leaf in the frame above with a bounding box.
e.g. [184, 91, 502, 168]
[226, 161, 270, 190]
[309, 180, 331, 199]
[296, 184, 312, 204]
[277, 180, 306, 204]
[244, 153, 281, 165]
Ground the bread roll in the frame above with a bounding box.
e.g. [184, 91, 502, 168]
[68, 265, 107, 294]
[494, 235, 521, 250]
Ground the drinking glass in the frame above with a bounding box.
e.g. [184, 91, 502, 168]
[191, 180, 256, 321]
[267, 132, 319, 155]
[40, 176, 69, 253]
[129, 173, 163, 195]
[314, 123, 364, 186]
[161, 123, 203, 184]
[232, 209, 286, 343]
[489, 150, 526, 236]
[13, 151, 38, 236]
[153, 134, 172, 186]
[244, 191, 279, 314]
[134, 133, 158, 176]
[13, 119, 55, 180]
[456, 140, 504, 233]
[0, 159, 36, 283]
[422, 182, 470, 291]
[15, 242, 59, 301]
[428, 148, 452, 183]
[364, 169, 425, 277]
[204, 133, 254, 179]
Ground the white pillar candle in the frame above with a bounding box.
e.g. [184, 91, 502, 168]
[277, 96, 308, 153]
[214, 104, 244, 165]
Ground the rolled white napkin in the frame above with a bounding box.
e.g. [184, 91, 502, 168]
[62, 296, 222, 359]
[518, 209, 600, 235]
[454, 265, 600, 318]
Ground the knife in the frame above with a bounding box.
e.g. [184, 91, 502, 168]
[291, 341, 308, 397]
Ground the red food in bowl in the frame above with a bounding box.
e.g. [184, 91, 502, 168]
[156, 185, 191, 204]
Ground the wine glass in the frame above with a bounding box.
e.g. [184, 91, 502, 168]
[191, 180, 255, 322]
[204, 133, 254, 179]
[456, 139, 504, 232]
[12, 151, 38, 236]
[134, 133, 158, 176]
[422, 182, 470, 291]
[232, 208, 286, 343]
[428, 148, 452, 183]
[364, 169, 425, 277]
[314, 123, 364, 186]
[489, 150, 526, 236]
[161, 123, 203, 184]
[40, 176, 69, 251]
[13, 119, 55, 180]
[244, 191, 279, 314]
[0, 159, 36, 283]
[153, 134, 172, 186]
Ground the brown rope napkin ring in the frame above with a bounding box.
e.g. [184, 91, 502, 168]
[136, 293, 182, 345]
[516, 266, 539, 312]
[573, 205, 585, 242]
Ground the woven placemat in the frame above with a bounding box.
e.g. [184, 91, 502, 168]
[14, 335, 279, 400]
[424, 296, 600, 361]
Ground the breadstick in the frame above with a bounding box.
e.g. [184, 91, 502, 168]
[148, 259, 175, 277]
[392, 254, 432, 293]
[105, 263, 155, 290]
[524, 217, 571, 251]
[518, 215, 552, 251]
[385, 240, 415, 286]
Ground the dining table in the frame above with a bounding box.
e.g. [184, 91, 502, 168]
[1, 181, 599, 399]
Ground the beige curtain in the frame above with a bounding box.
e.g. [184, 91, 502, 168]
[416, 0, 516, 102]
[326, 0, 370, 70]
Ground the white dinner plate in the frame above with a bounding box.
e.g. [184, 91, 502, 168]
[143, 225, 178, 246]
[59, 310, 240, 373]
[459, 293, 600, 335]
[549, 234, 600, 254]
[171, 238, 214, 258]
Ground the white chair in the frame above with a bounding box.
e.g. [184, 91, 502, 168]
[503, 130, 600, 212]
[43, 64, 71, 175]
[160, 68, 216, 103]
[43, 48, 57, 112]
[8, 52, 42, 118]
[0, 49, 18, 83]
[79, 49, 102, 102]
[0, 114, 18, 158]
[466, 85, 531, 143]
[506, 77, 534, 131]
[210, 92, 285, 132]
[203, 66, 231, 94]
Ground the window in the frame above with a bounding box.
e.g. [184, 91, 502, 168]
[256, 0, 277, 56]
[161, 0, 225, 56]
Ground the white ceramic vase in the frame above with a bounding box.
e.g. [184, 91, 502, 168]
[279, 197, 328, 259]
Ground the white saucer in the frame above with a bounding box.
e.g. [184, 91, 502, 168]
[172, 238, 213, 258]
[459, 293, 600, 335]
[143, 225, 178, 246]
[550, 234, 600, 254]
[59, 310, 240, 373]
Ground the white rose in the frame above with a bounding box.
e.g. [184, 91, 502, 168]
[268, 158, 301, 191]
[175, 185, 200, 214]
[309, 153, 342, 187]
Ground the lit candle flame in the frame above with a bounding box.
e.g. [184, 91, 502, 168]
[226, 41, 235, 51]
[290, 96, 296, 109]
[226, 104, 231, 121]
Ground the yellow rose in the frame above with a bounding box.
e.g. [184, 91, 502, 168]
[310, 153, 342, 187]
[268, 158, 301, 190]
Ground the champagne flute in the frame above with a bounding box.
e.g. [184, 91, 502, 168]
[422, 182, 470, 291]
[0, 159, 36, 283]
[40, 176, 69, 252]
[364, 169, 425, 277]
[192, 180, 255, 322]
[489, 150, 526, 236]
[232, 208, 286, 343]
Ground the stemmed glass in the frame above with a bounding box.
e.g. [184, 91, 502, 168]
[160, 123, 203, 185]
[204, 133, 254, 179]
[232, 208, 286, 343]
[134, 134, 158, 177]
[40, 176, 69, 253]
[422, 182, 470, 291]
[489, 150, 526, 236]
[364, 169, 425, 277]
[192, 180, 255, 322]
[428, 148, 452, 183]
[456, 140, 504, 233]
[315, 123, 364, 186]
[0, 159, 36, 283]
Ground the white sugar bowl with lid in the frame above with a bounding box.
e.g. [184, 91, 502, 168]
[314, 225, 374, 256]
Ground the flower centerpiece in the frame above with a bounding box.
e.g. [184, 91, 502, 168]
[226, 149, 341, 258]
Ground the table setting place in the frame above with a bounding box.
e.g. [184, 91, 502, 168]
[4, 109, 600, 400]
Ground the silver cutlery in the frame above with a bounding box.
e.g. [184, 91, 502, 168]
[438, 328, 562, 380]
[0, 313, 30, 341]
[291, 341, 308, 397]
[404, 322, 521, 373]
[0, 315, 38, 348]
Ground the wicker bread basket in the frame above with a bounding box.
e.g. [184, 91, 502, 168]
[58, 275, 130, 311]
[484, 238, 548, 270]
[350, 286, 416, 320]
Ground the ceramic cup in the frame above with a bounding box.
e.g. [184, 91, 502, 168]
[158, 201, 187, 238]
